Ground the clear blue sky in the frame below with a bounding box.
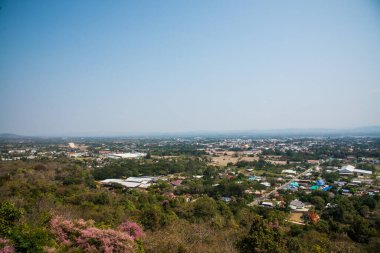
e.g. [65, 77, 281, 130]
[0, 0, 379, 136]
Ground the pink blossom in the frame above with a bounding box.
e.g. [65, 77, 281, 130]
[0, 238, 15, 253]
[50, 216, 139, 252]
[118, 221, 144, 240]
[43, 246, 56, 253]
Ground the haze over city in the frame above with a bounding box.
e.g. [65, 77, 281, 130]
[2, 2, 380, 252]
[1, 0, 380, 136]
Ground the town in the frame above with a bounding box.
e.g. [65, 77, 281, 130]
[1, 135, 379, 238]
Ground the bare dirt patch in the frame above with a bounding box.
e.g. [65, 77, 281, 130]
[288, 212, 304, 224]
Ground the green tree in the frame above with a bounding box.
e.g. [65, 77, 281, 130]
[236, 215, 287, 253]
[348, 216, 376, 243]
[310, 196, 325, 210]
[140, 206, 162, 231]
[0, 201, 23, 236]
[192, 197, 217, 220]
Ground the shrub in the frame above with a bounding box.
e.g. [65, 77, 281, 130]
[0, 238, 14, 253]
[50, 216, 143, 252]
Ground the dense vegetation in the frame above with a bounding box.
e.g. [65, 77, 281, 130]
[93, 157, 210, 180]
[0, 158, 379, 252]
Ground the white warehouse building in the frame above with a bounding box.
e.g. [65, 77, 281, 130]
[338, 165, 372, 177]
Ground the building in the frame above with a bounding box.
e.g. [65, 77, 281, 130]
[289, 199, 305, 210]
[101, 176, 158, 189]
[282, 169, 297, 175]
[315, 179, 325, 186]
[261, 201, 274, 208]
[338, 165, 372, 177]
[107, 152, 146, 159]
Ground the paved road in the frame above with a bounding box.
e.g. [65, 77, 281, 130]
[248, 166, 318, 206]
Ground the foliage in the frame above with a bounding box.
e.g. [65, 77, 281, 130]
[118, 221, 144, 240]
[93, 157, 209, 179]
[10, 224, 51, 253]
[191, 197, 217, 220]
[0, 238, 14, 253]
[0, 158, 379, 252]
[347, 216, 376, 243]
[236, 215, 287, 253]
[50, 215, 142, 252]
[0, 202, 22, 236]
[143, 219, 239, 253]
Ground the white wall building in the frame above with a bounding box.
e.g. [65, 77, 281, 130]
[107, 152, 146, 159]
[101, 176, 158, 189]
[338, 165, 372, 177]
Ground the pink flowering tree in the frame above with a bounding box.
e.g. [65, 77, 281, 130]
[0, 238, 15, 253]
[50, 216, 144, 253]
[118, 221, 143, 240]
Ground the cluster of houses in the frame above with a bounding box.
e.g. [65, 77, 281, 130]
[98, 163, 374, 219]
[253, 163, 378, 224]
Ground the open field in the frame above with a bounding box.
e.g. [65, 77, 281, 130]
[265, 160, 288, 165]
[240, 156, 260, 162]
[288, 213, 304, 224]
[151, 155, 180, 159]
[210, 156, 239, 166]
[209, 154, 259, 166]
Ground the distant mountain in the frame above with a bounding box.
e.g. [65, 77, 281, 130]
[0, 133, 26, 139]
[248, 126, 380, 137]
[347, 126, 380, 133]
[159, 126, 380, 138]
[273, 126, 379, 137]
[1, 126, 380, 138]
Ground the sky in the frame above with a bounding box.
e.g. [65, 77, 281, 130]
[0, 0, 380, 136]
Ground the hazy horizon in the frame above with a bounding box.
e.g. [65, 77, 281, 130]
[2, 125, 380, 138]
[1, 0, 380, 136]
